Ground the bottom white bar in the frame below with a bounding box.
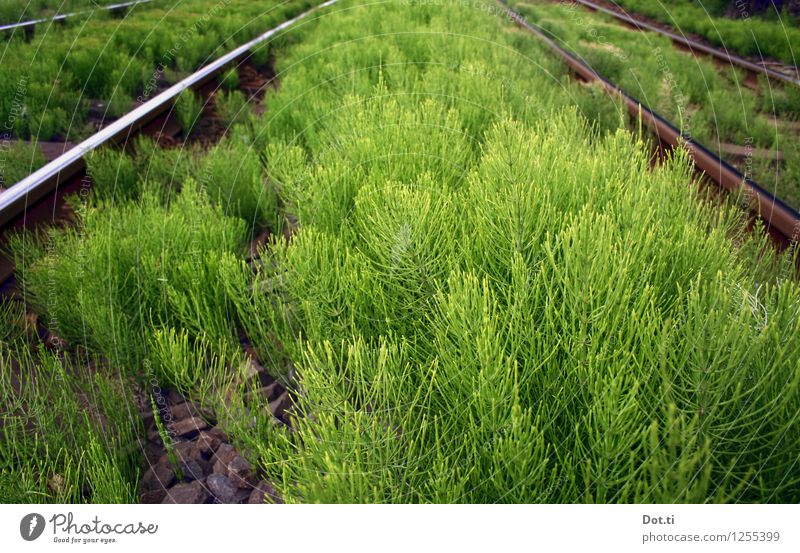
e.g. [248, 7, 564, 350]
[1, 504, 797, 552]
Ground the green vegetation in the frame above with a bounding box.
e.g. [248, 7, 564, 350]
[203, 140, 277, 228]
[610, 0, 800, 64]
[513, 0, 800, 207]
[3, 0, 799, 505]
[11, 180, 246, 368]
[215, 89, 250, 129]
[0, 0, 313, 179]
[0, 140, 45, 188]
[0, 0, 129, 25]
[150, 395, 182, 479]
[220, 67, 241, 91]
[0, 298, 26, 344]
[223, 0, 799, 502]
[175, 89, 204, 136]
[0, 332, 141, 503]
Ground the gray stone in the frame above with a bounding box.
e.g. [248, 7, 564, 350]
[211, 443, 238, 474]
[170, 402, 198, 421]
[227, 455, 255, 489]
[169, 416, 208, 439]
[173, 440, 203, 462]
[164, 390, 184, 405]
[207, 474, 239, 504]
[259, 381, 282, 402]
[142, 461, 175, 491]
[140, 489, 167, 504]
[161, 481, 209, 504]
[143, 442, 162, 465]
[146, 428, 163, 445]
[179, 458, 206, 482]
[196, 428, 226, 456]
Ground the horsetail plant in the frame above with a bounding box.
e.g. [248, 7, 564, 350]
[6, 0, 800, 505]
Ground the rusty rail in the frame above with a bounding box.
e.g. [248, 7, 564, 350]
[570, 0, 800, 86]
[500, 1, 800, 243]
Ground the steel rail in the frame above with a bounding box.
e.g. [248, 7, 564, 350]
[0, 0, 155, 33]
[0, 0, 340, 229]
[499, 1, 800, 243]
[569, 0, 800, 86]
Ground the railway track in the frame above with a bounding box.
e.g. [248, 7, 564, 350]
[500, 0, 800, 246]
[0, 0, 155, 35]
[0, 0, 340, 284]
[566, 0, 800, 86]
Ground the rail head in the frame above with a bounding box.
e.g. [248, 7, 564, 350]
[0, 0, 340, 229]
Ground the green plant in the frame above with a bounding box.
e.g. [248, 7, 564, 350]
[248, 43, 272, 68]
[0, 0, 129, 25]
[220, 67, 240, 91]
[201, 140, 276, 230]
[13, 179, 246, 370]
[6, 0, 800, 506]
[0, 140, 45, 188]
[0, 0, 315, 186]
[132, 136, 201, 202]
[106, 92, 134, 118]
[511, 0, 799, 207]
[608, 0, 800, 64]
[86, 147, 139, 204]
[215, 89, 250, 129]
[0, 342, 141, 503]
[174, 89, 204, 137]
[150, 395, 182, 480]
[147, 326, 243, 411]
[221, 0, 800, 504]
[0, 299, 26, 344]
